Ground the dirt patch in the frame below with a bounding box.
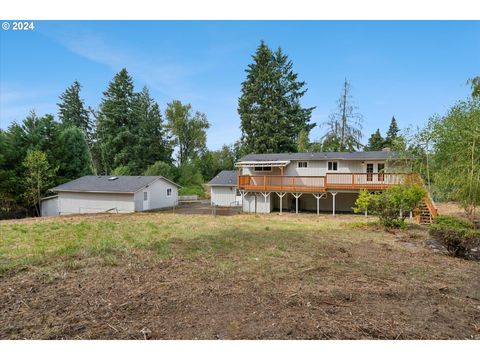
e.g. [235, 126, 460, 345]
[1, 213, 479, 339]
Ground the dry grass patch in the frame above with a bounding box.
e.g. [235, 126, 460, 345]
[1, 212, 479, 339]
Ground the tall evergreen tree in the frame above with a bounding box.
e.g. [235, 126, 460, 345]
[384, 116, 400, 148]
[130, 86, 173, 173]
[57, 80, 92, 136]
[322, 79, 363, 152]
[238, 41, 315, 154]
[96, 69, 136, 174]
[55, 127, 92, 183]
[365, 129, 385, 151]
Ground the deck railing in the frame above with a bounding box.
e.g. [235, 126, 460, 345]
[238, 173, 408, 192]
[238, 175, 325, 192]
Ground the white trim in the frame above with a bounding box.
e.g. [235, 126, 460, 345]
[235, 160, 290, 168]
[209, 184, 237, 187]
[327, 161, 338, 171]
[297, 161, 308, 168]
[40, 194, 59, 201]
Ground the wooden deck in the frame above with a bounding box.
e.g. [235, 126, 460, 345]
[238, 173, 408, 193]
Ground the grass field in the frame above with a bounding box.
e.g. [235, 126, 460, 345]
[1, 211, 479, 339]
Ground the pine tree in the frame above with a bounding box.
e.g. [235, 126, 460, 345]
[384, 116, 400, 148]
[57, 80, 92, 136]
[365, 129, 385, 151]
[130, 86, 173, 174]
[55, 127, 92, 183]
[96, 69, 136, 174]
[238, 41, 315, 154]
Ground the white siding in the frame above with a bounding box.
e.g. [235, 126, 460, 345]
[283, 160, 327, 176]
[133, 178, 179, 211]
[40, 196, 59, 217]
[58, 192, 135, 214]
[210, 186, 238, 207]
[241, 160, 387, 177]
[242, 193, 272, 213]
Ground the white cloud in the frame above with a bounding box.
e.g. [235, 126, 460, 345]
[51, 29, 203, 101]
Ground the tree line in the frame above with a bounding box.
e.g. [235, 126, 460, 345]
[0, 69, 237, 218]
[1, 40, 478, 219]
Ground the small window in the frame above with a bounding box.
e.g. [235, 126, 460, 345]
[254, 166, 272, 172]
[297, 161, 308, 168]
[143, 191, 148, 201]
[166, 188, 172, 197]
[327, 161, 338, 171]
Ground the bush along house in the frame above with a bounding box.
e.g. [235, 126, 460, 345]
[232, 150, 437, 223]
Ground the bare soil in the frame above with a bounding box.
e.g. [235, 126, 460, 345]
[1, 210, 479, 339]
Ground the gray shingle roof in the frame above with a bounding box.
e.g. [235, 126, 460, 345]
[208, 170, 237, 186]
[238, 151, 401, 162]
[50, 175, 179, 193]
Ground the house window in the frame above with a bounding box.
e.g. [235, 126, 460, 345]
[377, 163, 385, 181]
[254, 166, 272, 172]
[166, 188, 172, 197]
[297, 161, 308, 168]
[327, 161, 338, 171]
[143, 192, 148, 201]
[366, 163, 374, 181]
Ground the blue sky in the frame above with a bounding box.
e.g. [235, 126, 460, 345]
[1, 21, 479, 150]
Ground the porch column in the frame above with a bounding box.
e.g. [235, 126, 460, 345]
[261, 192, 271, 213]
[240, 190, 247, 208]
[312, 193, 326, 216]
[276, 192, 286, 215]
[292, 193, 302, 214]
[330, 192, 338, 216]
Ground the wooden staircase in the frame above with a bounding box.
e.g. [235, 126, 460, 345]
[410, 173, 438, 225]
[418, 197, 435, 224]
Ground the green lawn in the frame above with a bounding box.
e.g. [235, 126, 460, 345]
[0, 213, 379, 275]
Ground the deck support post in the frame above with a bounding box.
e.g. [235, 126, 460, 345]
[260, 192, 271, 214]
[292, 193, 302, 214]
[239, 190, 248, 209]
[276, 192, 286, 215]
[330, 192, 338, 216]
[312, 193, 327, 215]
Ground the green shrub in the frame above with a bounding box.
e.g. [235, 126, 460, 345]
[353, 184, 426, 229]
[144, 161, 176, 180]
[429, 216, 480, 259]
[179, 184, 205, 197]
[434, 215, 473, 229]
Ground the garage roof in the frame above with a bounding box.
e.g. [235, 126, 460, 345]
[50, 175, 179, 194]
[208, 170, 237, 186]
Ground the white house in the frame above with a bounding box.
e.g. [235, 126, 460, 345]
[40, 175, 180, 217]
[208, 170, 241, 207]
[234, 150, 435, 222]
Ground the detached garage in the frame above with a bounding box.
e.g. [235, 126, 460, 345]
[208, 170, 241, 207]
[40, 175, 180, 216]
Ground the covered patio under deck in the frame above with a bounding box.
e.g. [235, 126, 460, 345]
[239, 189, 360, 216]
